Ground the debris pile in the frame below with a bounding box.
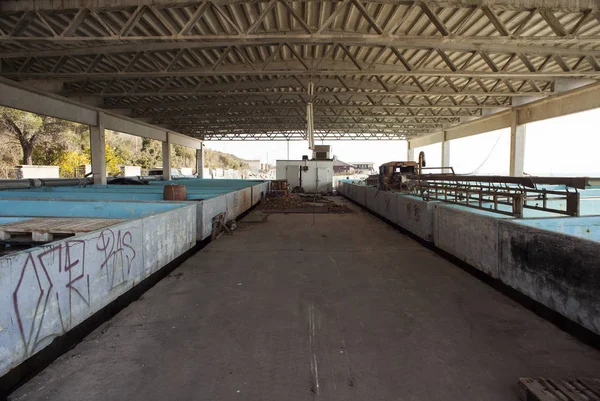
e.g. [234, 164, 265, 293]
[260, 194, 353, 214]
[262, 194, 304, 209]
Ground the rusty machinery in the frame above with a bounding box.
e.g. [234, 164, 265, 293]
[378, 151, 426, 191]
[374, 150, 588, 218]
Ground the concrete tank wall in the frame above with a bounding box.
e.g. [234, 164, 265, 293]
[499, 221, 600, 334]
[353, 185, 367, 206]
[433, 204, 508, 278]
[377, 190, 397, 224]
[339, 182, 600, 336]
[340, 181, 600, 336]
[365, 187, 378, 212]
[396, 194, 435, 242]
[0, 204, 196, 378]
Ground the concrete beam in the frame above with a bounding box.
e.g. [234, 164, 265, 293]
[554, 78, 597, 93]
[408, 132, 444, 149]
[90, 112, 106, 185]
[0, 76, 202, 148]
[517, 81, 600, 125]
[103, 114, 166, 142]
[22, 79, 65, 93]
[409, 81, 600, 149]
[170, 132, 203, 150]
[0, 77, 96, 126]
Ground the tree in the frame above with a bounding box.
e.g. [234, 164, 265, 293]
[136, 138, 162, 170]
[58, 150, 90, 178]
[0, 107, 75, 165]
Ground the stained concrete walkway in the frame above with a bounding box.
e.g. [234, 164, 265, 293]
[10, 197, 600, 401]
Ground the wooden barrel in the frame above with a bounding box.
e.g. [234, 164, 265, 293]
[163, 184, 187, 201]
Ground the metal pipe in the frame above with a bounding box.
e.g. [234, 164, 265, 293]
[39, 178, 92, 187]
[0, 179, 36, 189]
[0, 178, 93, 190]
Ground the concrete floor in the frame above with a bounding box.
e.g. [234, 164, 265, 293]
[10, 197, 600, 401]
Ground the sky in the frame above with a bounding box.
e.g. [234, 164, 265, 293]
[205, 139, 408, 168]
[205, 108, 600, 176]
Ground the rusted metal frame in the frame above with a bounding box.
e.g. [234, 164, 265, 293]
[421, 188, 519, 217]
[419, 179, 580, 217]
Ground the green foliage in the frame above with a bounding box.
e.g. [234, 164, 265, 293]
[204, 148, 249, 170]
[136, 138, 162, 169]
[172, 144, 196, 170]
[0, 107, 249, 178]
[0, 106, 82, 165]
[58, 151, 90, 178]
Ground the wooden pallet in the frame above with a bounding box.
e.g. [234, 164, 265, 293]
[0, 217, 125, 242]
[519, 378, 600, 401]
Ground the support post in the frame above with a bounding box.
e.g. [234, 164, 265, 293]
[407, 142, 415, 161]
[510, 111, 526, 177]
[196, 142, 204, 178]
[90, 112, 106, 185]
[162, 133, 171, 180]
[441, 133, 451, 171]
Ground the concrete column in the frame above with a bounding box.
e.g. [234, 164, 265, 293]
[196, 143, 204, 178]
[90, 112, 106, 185]
[162, 133, 171, 180]
[509, 111, 526, 177]
[407, 144, 415, 162]
[441, 136, 451, 170]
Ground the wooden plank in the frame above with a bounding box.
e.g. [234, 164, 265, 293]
[519, 378, 600, 401]
[0, 217, 124, 235]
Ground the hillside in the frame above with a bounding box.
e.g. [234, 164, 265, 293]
[203, 148, 249, 170]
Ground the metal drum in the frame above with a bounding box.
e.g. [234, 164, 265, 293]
[163, 184, 186, 201]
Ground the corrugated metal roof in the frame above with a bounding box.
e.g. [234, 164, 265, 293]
[1, 0, 599, 140]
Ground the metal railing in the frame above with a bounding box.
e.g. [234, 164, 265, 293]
[409, 175, 582, 218]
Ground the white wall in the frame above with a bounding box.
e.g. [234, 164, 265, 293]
[276, 160, 334, 193]
[16, 165, 60, 179]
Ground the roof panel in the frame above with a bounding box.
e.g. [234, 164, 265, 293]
[1, 0, 599, 140]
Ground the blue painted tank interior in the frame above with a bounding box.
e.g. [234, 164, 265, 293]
[0, 179, 263, 219]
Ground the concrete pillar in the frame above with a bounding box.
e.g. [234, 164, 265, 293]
[196, 143, 204, 178]
[509, 111, 526, 177]
[407, 143, 415, 161]
[90, 112, 106, 185]
[162, 134, 171, 180]
[441, 136, 451, 170]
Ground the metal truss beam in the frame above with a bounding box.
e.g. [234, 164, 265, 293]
[67, 90, 549, 98]
[1, 0, 598, 12]
[7, 69, 598, 80]
[2, 37, 600, 59]
[117, 100, 506, 110]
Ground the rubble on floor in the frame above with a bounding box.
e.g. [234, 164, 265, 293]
[260, 193, 352, 213]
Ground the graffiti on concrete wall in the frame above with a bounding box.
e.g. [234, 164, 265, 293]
[11, 228, 138, 357]
[97, 229, 137, 291]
